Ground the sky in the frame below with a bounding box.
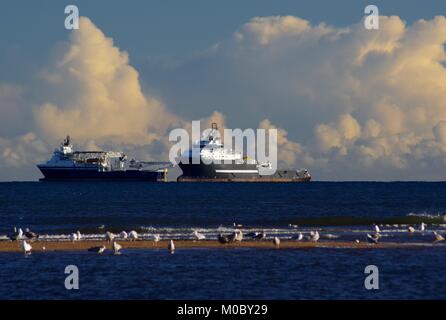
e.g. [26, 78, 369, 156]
[1, 0, 446, 181]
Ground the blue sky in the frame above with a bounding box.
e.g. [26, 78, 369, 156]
[2, 0, 445, 82]
[1, 1, 446, 180]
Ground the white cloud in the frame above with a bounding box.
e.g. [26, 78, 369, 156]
[3, 14, 446, 180]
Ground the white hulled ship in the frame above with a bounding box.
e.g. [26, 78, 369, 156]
[177, 124, 311, 182]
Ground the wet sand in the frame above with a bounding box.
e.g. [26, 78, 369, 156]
[0, 239, 440, 252]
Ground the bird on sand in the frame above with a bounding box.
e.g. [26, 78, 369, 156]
[120, 231, 128, 240]
[254, 231, 266, 240]
[218, 234, 230, 244]
[273, 237, 280, 248]
[233, 230, 243, 242]
[21, 240, 32, 255]
[128, 230, 138, 241]
[433, 231, 445, 243]
[292, 233, 303, 241]
[24, 228, 39, 240]
[366, 233, 380, 244]
[309, 231, 320, 242]
[112, 241, 122, 255]
[153, 234, 161, 243]
[105, 231, 115, 242]
[228, 230, 243, 242]
[88, 245, 106, 254]
[70, 232, 79, 242]
[168, 240, 175, 253]
[193, 230, 206, 241]
[76, 230, 82, 241]
[407, 226, 415, 233]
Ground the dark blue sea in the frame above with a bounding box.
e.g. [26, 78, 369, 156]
[1, 181, 446, 299]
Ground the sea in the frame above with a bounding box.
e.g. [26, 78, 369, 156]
[0, 181, 446, 300]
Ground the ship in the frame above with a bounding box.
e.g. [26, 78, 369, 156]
[37, 136, 170, 181]
[177, 124, 311, 182]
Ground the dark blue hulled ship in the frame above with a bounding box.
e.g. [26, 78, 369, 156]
[37, 136, 170, 181]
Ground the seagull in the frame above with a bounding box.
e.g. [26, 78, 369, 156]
[407, 226, 415, 233]
[120, 231, 128, 240]
[105, 231, 115, 242]
[112, 241, 122, 255]
[309, 231, 320, 242]
[193, 230, 206, 241]
[366, 233, 380, 244]
[128, 230, 138, 241]
[355, 239, 360, 244]
[253, 231, 266, 240]
[218, 233, 230, 244]
[88, 245, 106, 254]
[433, 231, 445, 243]
[168, 240, 175, 253]
[292, 233, 303, 241]
[233, 230, 243, 242]
[21, 240, 32, 255]
[76, 230, 82, 241]
[70, 232, 78, 242]
[24, 228, 39, 240]
[153, 234, 161, 243]
[373, 224, 380, 233]
[273, 237, 280, 248]
[245, 232, 259, 238]
[420, 223, 426, 232]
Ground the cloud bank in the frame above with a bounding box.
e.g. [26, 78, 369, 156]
[2, 14, 446, 180]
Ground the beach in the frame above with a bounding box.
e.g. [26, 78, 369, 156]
[0, 239, 440, 252]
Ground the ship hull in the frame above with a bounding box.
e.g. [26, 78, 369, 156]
[178, 161, 311, 183]
[38, 166, 163, 181]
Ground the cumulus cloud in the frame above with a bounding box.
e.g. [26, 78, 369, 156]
[3, 14, 446, 180]
[143, 14, 446, 180]
[35, 17, 181, 146]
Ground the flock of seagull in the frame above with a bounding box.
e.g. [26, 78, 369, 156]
[4, 220, 446, 256]
[365, 222, 445, 244]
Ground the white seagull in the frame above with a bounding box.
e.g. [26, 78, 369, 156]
[70, 232, 78, 242]
[120, 231, 128, 240]
[292, 232, 304, 241]
[21, 240, 32, 255]
[433, 231, 445, 243]
[128, 230, 138, 241]
[112, 241, 122, 255]
[234, 230, 243, 242]
[373, 224, 380, 233]
[366, 233, 380, 244]
[309, 231, 320, 242]
[407, 226, 415, 233]
[420, 223, 426, 232]
[193, 230, 206, 241]
[168, 240, 175, 253]
[88, 245, 106, 254]
[153, 234, 161, 243]
[273, 237, 280, 248]
[105, 231, 115, 242]
[76, 230, 82, 241]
